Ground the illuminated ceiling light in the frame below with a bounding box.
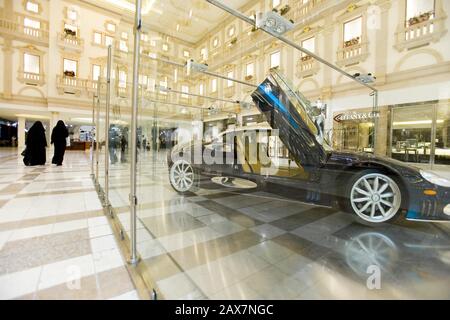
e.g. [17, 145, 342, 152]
[105, 0, 162, 14]
[256, 11, 293, 35]
[104, 0, 135, 11]
[70, 118, 94, 123]
[275, 25, 286, 34]
[176, 24, 180, 32]
[265, 18, 276, 28]
[189, 9, 193, 18]
[393, 120, 444, 126]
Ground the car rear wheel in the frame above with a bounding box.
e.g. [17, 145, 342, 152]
[347, 171, 402, 223]
[169, 159, 198, 193]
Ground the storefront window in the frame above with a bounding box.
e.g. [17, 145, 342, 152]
[435, 103, 450, 165]
[332, 109, 376, 153]
[391, 104, 433, 164]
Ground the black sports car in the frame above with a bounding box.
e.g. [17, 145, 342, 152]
[168, 71, 450, 224]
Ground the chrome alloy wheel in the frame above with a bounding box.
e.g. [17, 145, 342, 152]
[170, 160, 194, 192]
[350, 173, 401, 223]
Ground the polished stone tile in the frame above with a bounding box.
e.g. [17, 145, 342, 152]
[214, 250, 270, 280]
[0, 183, 29, 195]
[142, 254, 182, 282]
[210, 281, 263, 300]
[93, 247, 124, 273]
[38, 254, 96, 291]
[156, 272, 202, 300]
[110, 290, 140, 300]
[250, 224, 286, 240]
[97, 266, 135, 299]
[271, 233, 332, 261]
[196, 213, 228, 225]
[32, 273, 102, 300]
[247, 240, 296, 265]
[141, 212, 205, 238]
[243, 266, 307, 299]
[270, 207, 336, 231]
[0, 266, 42, 300]
[90, 235, 118, 253]
[186, 260, 240, 296]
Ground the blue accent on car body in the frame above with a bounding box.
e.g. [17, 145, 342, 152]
[257, 85, 300, 129]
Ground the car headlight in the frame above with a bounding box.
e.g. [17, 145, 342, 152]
[420, 170, 450, 188]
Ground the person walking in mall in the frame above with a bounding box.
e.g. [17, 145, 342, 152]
[108, 124, 118, 164]
[51, 120, 69, 166]
[23, 121, 47, 166]
[120, 127, 129, 163]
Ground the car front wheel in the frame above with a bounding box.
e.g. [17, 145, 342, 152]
[348, 171, 402, 223]
[169, 159, 198, 193]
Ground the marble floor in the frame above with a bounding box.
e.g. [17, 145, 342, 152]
[3, 147, 448, 300]
[0, 148, 139, 300]
[105, 148, 450, 300]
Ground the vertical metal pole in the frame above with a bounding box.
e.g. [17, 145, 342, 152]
[104, 46, 112, 209]
[95, 77, 101, 185]
[129, 0, 142, 265]
[372, 90, 379, 155]
[430, 103, 438, 169]
[91, 95, 95, 178]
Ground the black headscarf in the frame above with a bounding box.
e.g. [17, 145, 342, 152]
[26, 121, 47, 147]
[51, 120, 69, 144]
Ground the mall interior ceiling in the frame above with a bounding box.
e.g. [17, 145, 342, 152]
[0, 0, 449, 301]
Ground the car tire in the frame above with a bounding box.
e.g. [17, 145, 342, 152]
[344, 170, 404, 224]
[169, 159, 199, 194]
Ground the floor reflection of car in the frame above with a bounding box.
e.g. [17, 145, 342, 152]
[168, 71, 450, 224]
[343, 225, 450, 285]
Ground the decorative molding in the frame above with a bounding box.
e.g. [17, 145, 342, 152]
[393, 48, 444, 72]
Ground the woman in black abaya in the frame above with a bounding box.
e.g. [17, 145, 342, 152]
[23, 121, 47, 166]
[51, 120, 69, 166]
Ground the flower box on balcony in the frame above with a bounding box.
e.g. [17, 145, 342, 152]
[64, 28, 76, 37]
[230, 37, 237, 45]
[64, 70, 75, 77]
[301, 55, 312, 62]
[407, 11, 433, 27]
[280, 5, 291, 16]
[244, 75, 254, 81]
[344, 37, 360, 48]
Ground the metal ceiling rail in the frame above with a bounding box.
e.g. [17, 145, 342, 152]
[143, 98, 208, 110]
[145, 55, 258, 88]
[164, 87, 241, 104]
[205, 0, 377, 92]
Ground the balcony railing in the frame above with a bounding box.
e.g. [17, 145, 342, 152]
[0, 18, 49, 44]
[58, 33, 84, 52]
[395, 14, 447, 51]
[336, 42, 369, 67]
[290, 0, 326, 22]
[18, 71, 45, 86]
[56, 75, 89, 96]
[296, 57, 320, 78]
